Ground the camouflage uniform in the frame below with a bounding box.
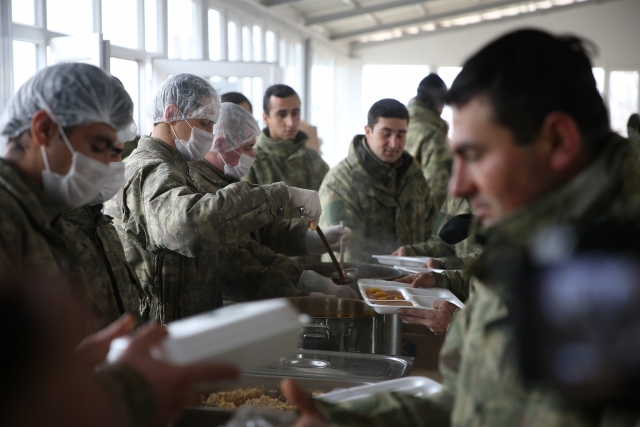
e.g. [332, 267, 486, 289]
[188, 159, 307, 301]
[316, 134, 640, 426]
[104, 135, 291, 324]
[404, 194, 482, 301]
[64, 204, 149, 324]
[405, 100, 452, 209]
[319, 135, 438, 263]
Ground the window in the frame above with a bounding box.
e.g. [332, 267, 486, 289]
[361, 65, 429, 120]
[208, 9, 222, 61]
[592, 67, 605, 96]
[12, 0, 35, 25]
[609, 71, 639, 137]
[145, 0, 158, 52]
[228, 21, 239, 61]
[110, 58, 140, 128]
[102, 0, 139, 49]
[253, 25, 263, 62]
[167, 0, 197, 59]
[279, 39, 287, 68]
[13, 41, 37, 93]
[438, 67, 463, 138]
[242, 26, 251, 62]
[265, 30, 276, 63]
[47, 0, 93, 35]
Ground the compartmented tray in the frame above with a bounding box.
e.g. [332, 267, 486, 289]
[372, 255, 431, 267]
[316, 376, 443, 403]
[394, 266, 445, 275]
[358, 279, 466, 314]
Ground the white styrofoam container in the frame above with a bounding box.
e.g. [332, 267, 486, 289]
[358, 279, 466, 314]
[394, 266, 445, 275]
[372, 255, 431, 267]
[107, 299, 308, 372]
[316, 376, 443, 403]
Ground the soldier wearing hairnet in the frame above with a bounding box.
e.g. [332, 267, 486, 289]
[104, 74, 324, 323]
[319, 98, 438, 263]
[188, 103, 356, 300]
[405, 74, 451, 209]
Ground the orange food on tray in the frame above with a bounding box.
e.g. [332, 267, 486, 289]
[364, 287, 406, 301]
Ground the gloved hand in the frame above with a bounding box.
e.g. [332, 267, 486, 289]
[289, 187, 321, 223]
[305, 225, 352, 255]
[297, 270, 359, 299]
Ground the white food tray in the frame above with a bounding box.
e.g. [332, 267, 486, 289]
[316, 376, 443, 403]
[358, 279, 466, 314]
[394, 266, 445, 275]
[372, 255, 431, 267]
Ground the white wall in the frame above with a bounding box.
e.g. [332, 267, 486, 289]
[352, 0, 640, 69]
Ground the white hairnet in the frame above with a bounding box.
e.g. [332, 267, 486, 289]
[0, 63, 136, 149]
[150, 73, 221, 124]
[212, 103, 260, 153]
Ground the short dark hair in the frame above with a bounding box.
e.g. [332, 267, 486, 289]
[367, 99, 409, 129]
[263, 84, 298, 115]
[221, 92, 252, 110]
[447, 29, 610, 150]
[628, 114, 640, 131]
[417, 74, 447, 111]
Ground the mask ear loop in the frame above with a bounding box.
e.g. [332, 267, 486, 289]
[34, 91, 76, 169]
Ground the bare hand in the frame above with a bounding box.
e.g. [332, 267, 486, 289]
[76, 314, 135, 367]
[398, 301, 457, 335]
[114, 324, 239, 425]
[281, 379, 327, 425]
[391, 246, 407, 256]
[423, 258, 443, 269]
[395, 272, 437, 288]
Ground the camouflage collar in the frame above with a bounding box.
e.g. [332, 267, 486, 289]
[189, 159, 238, 187]
[349, 134, 413, 186]
[137, 135, 191, 177]
[409, 101, 449, 134]
[256, 129, 309, 157]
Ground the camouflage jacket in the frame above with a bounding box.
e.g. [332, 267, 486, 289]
[64, 204, 149, 325]
[319, 135, 437, 263]
[405, 194, 482, 301]
[104, 136, 291, 324]
[317, 134, 640, 426]
[405, 101, 452, 209]
[188, 159, 306, 301]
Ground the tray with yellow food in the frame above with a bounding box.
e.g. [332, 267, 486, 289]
[358, 279, 466, 314]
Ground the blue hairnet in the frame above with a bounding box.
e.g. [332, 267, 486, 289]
[212, 103, 260, 153]
[0, 63, 136, 148]
[150, 73, 221, 124]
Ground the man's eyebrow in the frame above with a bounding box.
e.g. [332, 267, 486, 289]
[379, 127, 406, 133]
[453, 141, 481, 155]
[91, 135, 115, 148]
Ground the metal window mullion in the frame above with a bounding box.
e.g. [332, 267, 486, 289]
[158, 0, 168, 57]
[0, 0, 13, 110]
[36, 0, 45, 28]
[219, 8, 227, 61]
[93, 0, 102, 34]
[195, 0, 208, 60]
[137, 0, 145, 51]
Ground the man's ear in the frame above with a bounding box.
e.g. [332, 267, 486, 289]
[540, 112, 582, 172]
[164, 104, 180, 123]
[30, 110, 59, 148]
[364, 125, 372, 141]
[262, 112, 269, 127]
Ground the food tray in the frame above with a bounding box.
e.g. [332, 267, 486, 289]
[316, 376, 443, 403]
[372, 255, 431, 267]
[394, 266, 445, 275]
[358, 279, 466, 314]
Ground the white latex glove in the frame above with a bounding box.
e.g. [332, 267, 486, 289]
[297, 270, 358, 299]
[305, 225, 353, 255]
[289, 187, 321, 223]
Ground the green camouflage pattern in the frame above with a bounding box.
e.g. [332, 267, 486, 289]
[104, 135, 291, 324]
[188, 159, 307, 301]
[64, 204, 149, 325]
[0, 159, 138, 334]
[319, 135, 437, 263]
[405, 101, 452, 209]
[317, 134, 640, 426]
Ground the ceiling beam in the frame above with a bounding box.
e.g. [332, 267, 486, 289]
[305, 0, 428, 25]
[330, 0, 530, 40]
[260, 0, 305, 6]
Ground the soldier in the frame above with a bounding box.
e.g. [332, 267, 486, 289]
[405, 73, 451, 209]
[104, 74, 323, 324]
[221, 91, 253, 114]
[319, 98, 438, 263]
[188, 102, 356, 300]
[286, 29, 640, 426]
[0, 63, 238, 427]
[242, 84, 329, 199]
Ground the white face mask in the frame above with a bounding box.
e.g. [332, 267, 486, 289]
[89, 161, 125, 205]
[41, 127, 111, 209]
[221, 150, 255, 178]
[170, 121, 214, 161]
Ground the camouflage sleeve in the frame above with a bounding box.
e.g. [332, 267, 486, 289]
[404, 235, 457, 258]
[95, 363, 156, 427]
[319, 177, 370, 263]
[238, 238, 304, 283]
[434, 269, 471, 302]
[217, 242, 305, 302]
[258, 218, 309, 256]
[420, 131, 451, 210]
[141, 164, 290, 258]
[241, 165, 258, 185]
